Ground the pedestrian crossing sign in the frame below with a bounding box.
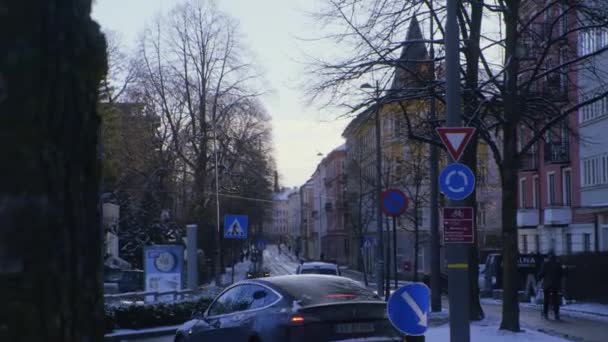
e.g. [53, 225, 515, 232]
[224, 215, 248, 239]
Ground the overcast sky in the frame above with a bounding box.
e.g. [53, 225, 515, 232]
[92, 0, 349, 187]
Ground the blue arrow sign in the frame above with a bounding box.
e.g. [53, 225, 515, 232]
[387, 283, 430, 336]
[224, 215, 248, 239]
[439, 163, 476, 201]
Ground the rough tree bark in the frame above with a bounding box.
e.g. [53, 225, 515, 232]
[0, 1, 107, 341]
[500, 0, 522, 331]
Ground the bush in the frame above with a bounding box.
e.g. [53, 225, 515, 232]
[105, 296, 214, 332]
[561, 252, 608, 303]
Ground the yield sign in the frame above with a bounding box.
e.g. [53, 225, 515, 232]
[436, 127, 476, 162]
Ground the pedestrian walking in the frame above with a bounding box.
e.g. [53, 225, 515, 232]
[538, 252, 564, 320]
[320, 252, 325, 261]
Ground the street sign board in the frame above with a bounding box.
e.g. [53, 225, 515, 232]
[144, 245, 184, 302]
[439, 163, 476, 200]
[362, 236, 374, 249]
[436, 127, 475, 162]
[387, 283, 430, 336]
[256, 239, 266, 250]
[381, 188, 408, 216]
[224, 215, 248, 239]
[443, 207, 474, 243]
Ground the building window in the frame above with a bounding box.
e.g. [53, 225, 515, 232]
[532, 176, 540, 209]
[417, 247, 425, 272]
[519, 178, 527, 208]
[535, 235, 540, 253]
[521, 235, 528, 254]
[583, 233, 591, 252]
[563, 169, 572, 206]
[566, 234, 573, 254]
[582, 153, 608, 187]
[547, 173, 556, 205]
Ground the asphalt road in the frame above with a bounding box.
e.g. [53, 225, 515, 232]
[119, 247, 608, 342]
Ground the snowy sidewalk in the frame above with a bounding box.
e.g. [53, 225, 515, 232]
[426, 321, 570, 342]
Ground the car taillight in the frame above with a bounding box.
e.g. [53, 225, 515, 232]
[290, 315, 305, 323]
[326, 293, 357, 298]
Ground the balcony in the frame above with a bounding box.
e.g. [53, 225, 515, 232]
[519, 151, 538, 170]
[544, 141, 570, 163]
[543, 207, 572, 226]
[517, 209, 540, 227]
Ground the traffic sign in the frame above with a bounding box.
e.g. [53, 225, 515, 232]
[381, 188, 408, 216]
[439, 163, 476, 200]
[443, 207, 474, 243]
[362, 236, 374, 249]
[256, 239, 266, 250]
[387, 283, 430, 336]
[436, 127, 475, 162]
[224, 215, 248, 239]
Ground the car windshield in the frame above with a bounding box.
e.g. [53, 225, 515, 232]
[301, 268, 337, 275]
[276, 277, 380, 307]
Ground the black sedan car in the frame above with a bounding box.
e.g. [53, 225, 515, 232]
[175, 275, 403, 342]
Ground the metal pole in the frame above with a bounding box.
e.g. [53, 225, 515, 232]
[319, 195, 323, 260]
[429, 0, 442, 313]
[231, 241, 235, 284]
[445, 0, 470, 341]
[393, 216, 398, 289]
[187, 224, 198, 289]
[213, 123, 222, 287]
[374, 81, 385, 298]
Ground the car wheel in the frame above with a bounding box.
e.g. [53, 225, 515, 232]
[174, 335, 184, 342]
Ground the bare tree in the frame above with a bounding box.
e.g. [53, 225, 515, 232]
[305, 0, 608, 331]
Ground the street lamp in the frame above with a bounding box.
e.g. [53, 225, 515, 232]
[360, 81, 384, 298]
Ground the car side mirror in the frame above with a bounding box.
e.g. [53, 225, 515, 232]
[191, 310, 205, 320]
[253, 290, 267, 300]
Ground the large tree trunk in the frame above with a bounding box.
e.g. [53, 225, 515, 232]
[0, 1, 106, 341]
[463, 137, 484, 320]
[500, 0, 522, 331]
[459, 0, 485, 321]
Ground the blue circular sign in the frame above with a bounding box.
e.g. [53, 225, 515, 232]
[387, 283, 430, 336]
[439, 163, 476, 200]
[381, 189, 408, 216]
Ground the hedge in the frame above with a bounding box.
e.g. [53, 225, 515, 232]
[105, 293, 217, 332]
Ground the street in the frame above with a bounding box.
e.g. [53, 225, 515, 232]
[124, 246, 608, 342]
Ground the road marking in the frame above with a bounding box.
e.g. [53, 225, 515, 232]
[447, 263, 468, 269]
[401, 291, 428, 327]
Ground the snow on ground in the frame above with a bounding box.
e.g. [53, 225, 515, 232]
[425, 321, 570, 342]
[263, 244, 300, 276]
[481, 298, 608, 322]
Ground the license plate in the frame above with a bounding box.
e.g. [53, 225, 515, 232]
[334, 322, 375, 334]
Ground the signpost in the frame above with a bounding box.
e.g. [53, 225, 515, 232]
[144, 245, 184, 303]
[381, 189, 408, 292]
[362, 236, 374, 249]
[224, 215, 248, 239]
[443, 207, 474, 244]
[436, 127, 476, 162]
[439, 163, 476, 201]
[387, 283, 430, 340]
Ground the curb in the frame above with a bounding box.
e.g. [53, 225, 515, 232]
[104, 325, 179, 341]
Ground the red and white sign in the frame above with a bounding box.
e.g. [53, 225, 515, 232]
[443, 207, 474, 244]
[436, 127, 476, 162]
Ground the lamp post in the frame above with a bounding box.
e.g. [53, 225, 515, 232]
[361, 81, 384, 298]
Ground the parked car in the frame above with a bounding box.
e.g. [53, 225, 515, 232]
[175, 275, 402, 342]
[295, 262, 341, 276]
[247, 265, 271, 279]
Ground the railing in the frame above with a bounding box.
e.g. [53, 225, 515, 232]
[544, 141, 570, 163]
[104, 287, 222, 305]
